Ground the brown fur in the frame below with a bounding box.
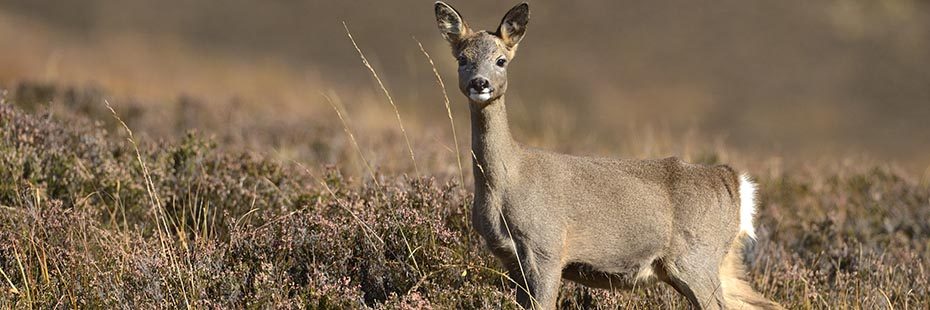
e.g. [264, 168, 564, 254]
[434, 2, 782, 309]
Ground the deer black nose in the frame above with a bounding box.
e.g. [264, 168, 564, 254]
[469, 78, 490, 92]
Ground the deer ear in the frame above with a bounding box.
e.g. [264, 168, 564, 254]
[435, 2, 470, 44]
[497, 2, 529, 48]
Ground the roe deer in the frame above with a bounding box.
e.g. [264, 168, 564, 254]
[434, 2, 783, 309]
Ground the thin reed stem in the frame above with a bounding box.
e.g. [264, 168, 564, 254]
[322, 93, 380, 186]
[322, 92, 424, 278]
[415, 38, 465, 187]
[294, 161, 385, 246]
[105, 100, 193, 310]
[471, 151, 539, 308]
[343, 21, 420, 177]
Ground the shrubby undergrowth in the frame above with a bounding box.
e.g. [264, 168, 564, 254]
[1, 89, 928, 308]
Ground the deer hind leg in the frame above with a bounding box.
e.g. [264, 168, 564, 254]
[659, 255, 726, 310]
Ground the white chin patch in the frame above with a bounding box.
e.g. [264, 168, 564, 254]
[469, 90, 493, 102]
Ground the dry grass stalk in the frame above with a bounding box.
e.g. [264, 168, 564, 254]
[322, 92, 423, 277]
[296, 161, 385, 246]
[415, 38, 465, 187]
[342, 21, 420, 177]
[470, 150, 539, 308]
[322, 93, 380, 186]
[104, 100, 193, 309]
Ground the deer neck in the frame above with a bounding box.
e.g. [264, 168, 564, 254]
[470, 96, 519, 191]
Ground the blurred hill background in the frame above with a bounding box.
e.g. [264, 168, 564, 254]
[1, 0, 928, 173]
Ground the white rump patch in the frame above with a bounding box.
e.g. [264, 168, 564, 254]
[738, 173, 758, 239]
[633, 256, 659, 284]
[634, 264, 655, 283]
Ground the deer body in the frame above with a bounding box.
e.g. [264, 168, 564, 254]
[436, 2, 782, 309]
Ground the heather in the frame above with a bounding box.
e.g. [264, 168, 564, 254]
[1, 86, 929, 309]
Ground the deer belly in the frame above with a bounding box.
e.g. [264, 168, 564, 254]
[562, 258, 660, 289]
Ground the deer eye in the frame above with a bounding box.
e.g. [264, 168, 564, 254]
[496, 58, 507, 67]
[457, 56, 468, 66]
